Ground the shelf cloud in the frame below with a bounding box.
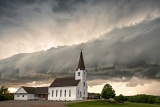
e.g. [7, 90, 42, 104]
[0, 0, 160, 95]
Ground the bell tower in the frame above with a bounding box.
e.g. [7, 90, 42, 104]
[75, 50, 87, 100]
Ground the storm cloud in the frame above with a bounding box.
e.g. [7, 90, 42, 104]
[1, 18, 160, 89]
[0, 0, 160, 95]
[1, 0, 160, 59]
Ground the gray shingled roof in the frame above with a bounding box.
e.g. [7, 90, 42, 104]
[23, 86, 36, 94]
[50, 77, 80, 87]
[34, 87, 48, 94]
[21, 86, 48, 94]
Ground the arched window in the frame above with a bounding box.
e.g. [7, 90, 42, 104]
[78, 72, 80, 76]
[60, 90, 62, 97]
[64, 90, 66, 97]
[80, 91, 81, 97]
[69, 89, 71, 97]
[52, 90, 54, 97]
[56, 90, 58, 97]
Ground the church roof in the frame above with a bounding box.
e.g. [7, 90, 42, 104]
[76, 50, 85, 70]
[50, 77, 80, 87]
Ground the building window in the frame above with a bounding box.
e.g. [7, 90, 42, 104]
[52, 90, 54, 97]
[56, 90, 58, 97]
[64, 90, 66, 97]
[78, 89, 79, 95]
[84, 71, 85, 74]
[84, 89, 85, 94]
[69, 89, 71, 97]
[60, 90, 62, 97]
[84, 82, 85, 86]
[78, 72, 80, 76]
[80, 92, 81, 97]
[17, 95, 19, 97]
[22, 95, 24, 97]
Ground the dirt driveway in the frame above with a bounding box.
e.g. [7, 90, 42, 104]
[0, 100, 71, 107]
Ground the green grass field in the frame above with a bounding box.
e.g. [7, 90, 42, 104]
[67, 100, 160, 107]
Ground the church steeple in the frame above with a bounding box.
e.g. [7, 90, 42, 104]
[76, 50, 85, 70]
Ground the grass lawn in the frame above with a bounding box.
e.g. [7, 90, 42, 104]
[66, 100, 160, 107]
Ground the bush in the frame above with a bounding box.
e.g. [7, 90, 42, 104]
[148, 96, 155, 104]
[0, 86, 14, 101]
[155, 97, 160, 104]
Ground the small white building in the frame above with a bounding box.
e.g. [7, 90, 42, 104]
[14, 86, 48, 100]
[14, 50, 88, 101]
[48, 50, 88, 101]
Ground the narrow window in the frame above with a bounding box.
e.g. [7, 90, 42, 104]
[84, 82, 85, 86]
[22, 95, 24, 97]
[80, 92, 81, 97]
[78, 72, 80, 76]
[78, 89, 79, 95]
[64, 90, 66, 97]
[60, 90, 62, 97]
[84, 89, 85, 94]
[56, 90, 58, 97]
[52, 90, 54, 97]
[17, 95, 19, 97]
[69, 89, 71, 97]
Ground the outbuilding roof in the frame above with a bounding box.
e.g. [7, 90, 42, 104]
[21, 86, 48, 94]
[22, 86, 36, 94]
[50, 77, 80, 87]
[34, 87, 48, 94]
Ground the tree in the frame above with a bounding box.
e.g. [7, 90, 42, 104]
[101, 84, 116, 99]
[156, 97, 160, 104]
[0, 86, 8, 94]
[148, 96, 155, 104]
[0, 86, 13, 101]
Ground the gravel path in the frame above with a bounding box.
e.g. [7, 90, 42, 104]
[0, 100, 71, 107]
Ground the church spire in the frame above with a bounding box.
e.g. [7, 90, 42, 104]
[76, 50, 85, 70]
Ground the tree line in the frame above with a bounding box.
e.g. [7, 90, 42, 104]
[101, 84, 160, 104]
[0, 86, 14, 101]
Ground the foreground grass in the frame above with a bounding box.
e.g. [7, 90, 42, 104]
[67, 100, 160, 107]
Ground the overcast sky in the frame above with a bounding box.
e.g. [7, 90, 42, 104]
[0, 0, 160, 95]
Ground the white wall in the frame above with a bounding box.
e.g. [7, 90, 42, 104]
[14, 94, 28, 100]
[75, 69, 88, 99]
[48, 86, 77, 101]
[15, 87, 27, 94]
[14, 87, 35, 100]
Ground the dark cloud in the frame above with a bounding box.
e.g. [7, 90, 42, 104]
[0, 18, 160, 88]
[52, 0, 87, 13]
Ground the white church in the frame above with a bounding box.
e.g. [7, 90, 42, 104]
[14, 50, 88, 101]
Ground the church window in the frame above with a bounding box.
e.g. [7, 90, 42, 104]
[69, 89, 71, 97]
[80, 92, 81, 97]
[56, 90, 58, 97]
[60, 90, 62, 97]
[84, 82, 85, 86]
[78, 72, 80, 76]
[52, 90, 54, 97]
[64, 90, 66, 97]
[84, 89, 85, 94]
[78, 89, 79, 95]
